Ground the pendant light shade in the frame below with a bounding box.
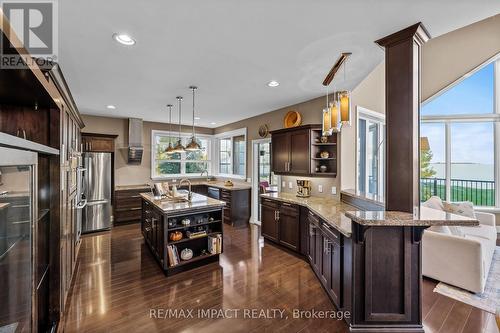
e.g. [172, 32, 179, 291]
[185, 86, 201, 151]
[322, 107, 331, 135]
[165, 104, 175, 154]
[173, 96, 185, 153]
[339, 91, 350, 124]
[330, 101, 341, 132]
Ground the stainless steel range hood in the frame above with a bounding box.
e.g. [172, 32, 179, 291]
[128, 118, 143, 164]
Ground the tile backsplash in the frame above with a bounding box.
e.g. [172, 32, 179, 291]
[280, 175, 339, 199]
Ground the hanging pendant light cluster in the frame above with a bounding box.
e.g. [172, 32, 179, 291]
[165, 86, 203, 154]
[165, 104, 175, 154]
[321, 52, 352, 136]
[185, 86, 201, 151]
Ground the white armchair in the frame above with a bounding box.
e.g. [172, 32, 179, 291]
[422, 211, 497, 293]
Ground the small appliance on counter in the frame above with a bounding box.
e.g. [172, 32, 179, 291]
[296, 179, 311, 197]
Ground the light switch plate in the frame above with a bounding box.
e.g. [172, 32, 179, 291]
[318, 185, 323, 193]
[282, 181, 286, 188]
[288, 181, 293, 189]
[331, 186, 337, 195]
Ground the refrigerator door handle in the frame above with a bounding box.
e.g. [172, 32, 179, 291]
[86, 199, 110, 206]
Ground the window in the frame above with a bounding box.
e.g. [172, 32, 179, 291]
[152, 131, 211, 179]
[356, 107, 385, 197]
[215, 128, 247, 179]
[420, 57, 500, 207]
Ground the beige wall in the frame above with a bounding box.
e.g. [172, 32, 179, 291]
[422, 14, 500, 102]
[81, 115, 213, 187]
[339, 62, 385, 191]
[213, 94, 341, 197]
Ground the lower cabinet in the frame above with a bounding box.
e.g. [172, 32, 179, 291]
[260, 198, 299, 250]
[260, 197, 347, 311]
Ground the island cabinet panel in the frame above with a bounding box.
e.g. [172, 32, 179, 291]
[260, 198, 300, 251]
[141, 195, 224, 276]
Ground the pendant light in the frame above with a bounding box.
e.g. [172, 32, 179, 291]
[173, 96, 185, 153]
[185, 86, 201, 151]
[322, 85, 331, 135]
[339, 59, 351, 125]
[165, 104, 175, 154]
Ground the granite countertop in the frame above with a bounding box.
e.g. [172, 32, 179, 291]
[340, 189, 384, 205]
[260, 192, 355, 237]
[115, 184, 151, 191]
[186, 180, 252, 191]
[0, 202, 11, 210]
[345, 206, 479, 227]
[140, 192, 225, 214]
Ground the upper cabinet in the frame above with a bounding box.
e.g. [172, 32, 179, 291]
[82, 133, 117, 152]
[270, 124, 337, 177]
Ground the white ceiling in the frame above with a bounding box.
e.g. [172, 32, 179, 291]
[59, 0, 500, 128]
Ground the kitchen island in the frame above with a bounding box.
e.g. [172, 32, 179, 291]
[140, 192, 226, 276]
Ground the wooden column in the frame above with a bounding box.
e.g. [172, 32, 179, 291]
[375, 23, 430, 212]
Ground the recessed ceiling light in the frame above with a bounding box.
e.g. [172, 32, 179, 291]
[106, 105, 116, 110]
[267, 80, 280, 87]
[112, 33, 136, 46]
[194, 117, 201, 120]
[210, 122, 217, 125]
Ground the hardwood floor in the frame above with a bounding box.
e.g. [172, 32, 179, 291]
[63, 224, 499, 333]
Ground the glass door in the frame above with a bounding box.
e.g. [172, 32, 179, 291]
[0, 146, 37, 332]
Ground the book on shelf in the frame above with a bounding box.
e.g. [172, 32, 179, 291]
[167, 245, 180, 266]
[208, 234, 222, 254]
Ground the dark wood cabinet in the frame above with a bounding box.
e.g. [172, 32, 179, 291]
[271, 132, 289, 174]
[260, 198, 300, 251]
[278, 203, 300, 251]
[82, 133, 117, 152]
[219, 188, 251, 227]
[270, 124, 337, 177]
[114, 186, 150, 225]
[289, 129, 310, 174]
[142, 200, 164, 260]
[270, 126, 312, 175]
[262, 196, 346, 311]
[261, 200, 279, 242]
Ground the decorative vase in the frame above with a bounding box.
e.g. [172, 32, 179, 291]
[320, 165, 328, 173]
[180, 248, 193, 261]
[320, 151, 329, 158]
[320, 136, 328, 143]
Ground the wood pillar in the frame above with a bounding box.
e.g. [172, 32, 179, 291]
[375, 23, 430, 213]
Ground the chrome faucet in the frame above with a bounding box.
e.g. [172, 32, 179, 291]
[179, 178, 192, 201]
[200, 169, 209, 182]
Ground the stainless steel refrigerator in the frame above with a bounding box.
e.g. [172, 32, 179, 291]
[82, 152, 112, 233]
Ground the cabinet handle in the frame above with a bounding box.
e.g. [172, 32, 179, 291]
[274, 210, 277, 220]
[276, 210, 280, 220]
[282, 202, 291, 207]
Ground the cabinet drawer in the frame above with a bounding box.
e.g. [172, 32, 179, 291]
[115, 196, 142, 209]
[261, 198, 279, 209]
[307, 210, 320, 227]
[279, 202, 299, 216]
[321, 222, 341, 245]
[114, 208, 142, 222]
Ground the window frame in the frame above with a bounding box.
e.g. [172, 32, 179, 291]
[355, 106, 386, 197]
[214, 128, 247, 180]
[420, 56, 500, 208]
[151, 130, 213, 180]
